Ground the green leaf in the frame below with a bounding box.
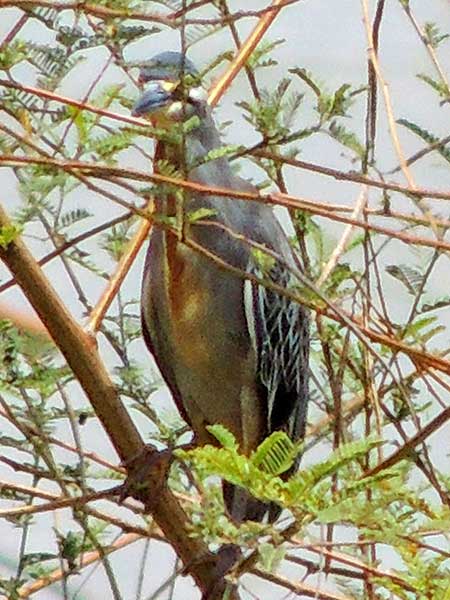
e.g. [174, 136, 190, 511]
[386, 264, 425, 295]
[185, 24, 221, 49]
[328, 121, 365, 158]
[237, 79, 303, 143]
[60, 208, 92, 229]
[89, 130, 137, 161]
[258, 542, 286, 572]
[0, 223, 23, 249]
[247, 39, 285, 70]
[416, 74, 450, 102]
[419, 295, 450, 314]
[67, 105, 96, 146]
[289, 67, 322, 98]
[19, 552, 57, 568]
[0, 40, 27, 70]
[317, 83, 355, 121]
[207, 424, 239, 450]
[403, 315, 444, 344]
[250, 431, 298, 476]
[398, 118, 450, 162]
[423, 22, 450, 49]
[186, 208, 217, 223]
[251, 247, 276, 274]
[194, 144, 241, 168]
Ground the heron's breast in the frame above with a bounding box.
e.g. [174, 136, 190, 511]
[149, 231, 265, 450]
[165, 235, 216, 370]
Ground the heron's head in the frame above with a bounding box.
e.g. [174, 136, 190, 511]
[132, 51, 207, 124]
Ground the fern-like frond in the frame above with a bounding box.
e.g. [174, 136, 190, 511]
[398, 118, 450, 163]
[250, 431, 298, 476]
[386, 264, 426, 295]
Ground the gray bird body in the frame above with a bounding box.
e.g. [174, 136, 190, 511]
[135, 53, 309, 522]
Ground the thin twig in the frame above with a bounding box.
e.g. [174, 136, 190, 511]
[363, 404, 450, 479]
[85, 208, 152, 334]
[0, 13, 29, 48]
[360, 0, 439, 239]
[401, 3, 450, 101]
[317, 186, 367, 286]
[209, 0, 300, 107]
[17, 534, 141, 599]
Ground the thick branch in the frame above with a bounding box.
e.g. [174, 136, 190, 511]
[0, 202, 233, 599]
[0, 202, 141, 460]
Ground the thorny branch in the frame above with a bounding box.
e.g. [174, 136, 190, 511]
[0, 202, 234, 600]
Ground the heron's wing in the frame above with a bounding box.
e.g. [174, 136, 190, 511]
[244, 261, 309, 440]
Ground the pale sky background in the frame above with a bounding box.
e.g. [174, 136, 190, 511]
[0, 1, 450, 599]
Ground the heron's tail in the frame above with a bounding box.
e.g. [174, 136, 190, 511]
[222, 481, 280, 523]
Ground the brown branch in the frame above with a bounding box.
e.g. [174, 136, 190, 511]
[1, 473, 424, 598]
[179, 0, 301, 26]
[1, 480, 61, 501]
[0, 204, 141, 460]
[360, 0, 440, 240]
[2, 197, 447, 302]
[0, 13, 29, 48]
[172, 218, 450, 378]
[214, 0, 261, 101]
[361, 0, 414, 188]
[0, 79, 148, 128]
[188, 232, 450, 402]
[0, 388, 125, 475]
[0, 0, 176, 26]
[289, 539, 416, 593]
[0, 0, 301, 28]
[3, 151, 450, 376]
[17, 533, 141, 598]
[1, 79, 448, 200]
[363, 0, 385, 170]
[2, 4, 445, 596]
[86, 207, 152, 334]
[0, 487, 118, 518]
[316, 186, 367, 286]
[390, 133, 450, 174]
[250, 568, 350, 600]
[0, 212, 133, 295]
[251, 149, 450, 200]
[3, 155, 450, 250]
[15, 527, 351, 600]
[400, 3, 450, 101]
[364, 404, 450, 478]
[12, 509, 416, 600]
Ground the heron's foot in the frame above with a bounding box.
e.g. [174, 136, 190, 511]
[119, 444, 174, 510]
[215, 544, 242, 578]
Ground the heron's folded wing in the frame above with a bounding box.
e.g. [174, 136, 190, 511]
[244, 262, 309, 440]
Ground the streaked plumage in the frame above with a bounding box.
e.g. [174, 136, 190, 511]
[134, 52, 309, 522]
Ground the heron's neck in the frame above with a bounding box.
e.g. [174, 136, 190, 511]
[160, 105, 232, 178]
[154, 105, 236, 217]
